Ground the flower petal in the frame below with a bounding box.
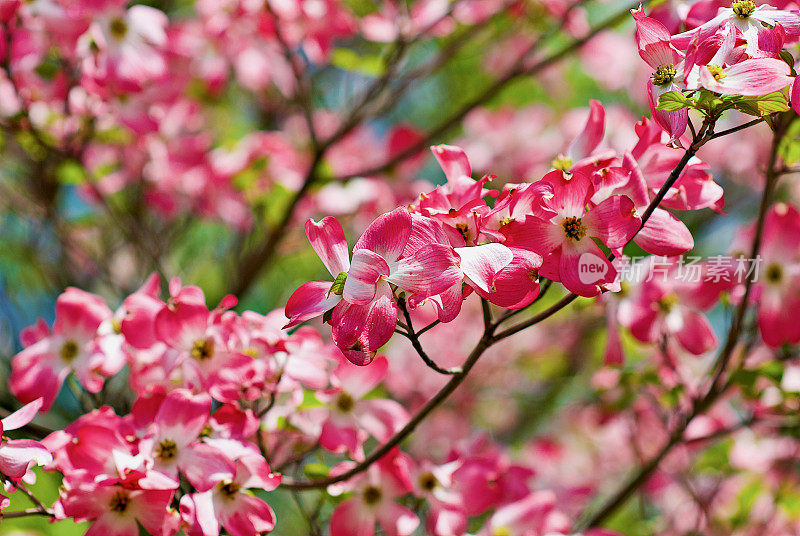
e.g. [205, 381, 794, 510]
[305, 217, 351, 277]
[344, 249, 390, 305]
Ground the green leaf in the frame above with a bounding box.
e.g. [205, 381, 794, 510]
[331, 48, 386, 77]
[303, 463, 330, 479]
[329, 272, 347, 296]
[94, 127, 133, 145]
[656, 91, 691, 111]
[56, 160, 88, 185]
[780, 49, 795, 71]
[732, 89, 790, 117]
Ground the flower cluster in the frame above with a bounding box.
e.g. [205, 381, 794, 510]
[8, 1, 800, 536]
[634, 2, 797, 138]
[286, 100, 728, 363]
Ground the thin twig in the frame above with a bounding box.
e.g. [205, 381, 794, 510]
[708, 118, 764, 140]
[398, 299, 462, 375]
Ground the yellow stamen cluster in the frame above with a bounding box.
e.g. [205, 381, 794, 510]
[652, 64, 677, 86]
[551, 154, 574, 171]
[732, 0, 756, 18]
[707, 64, 727, 81]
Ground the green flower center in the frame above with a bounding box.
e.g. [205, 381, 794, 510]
[362, 485, 382, 505]
[217, 480, 241, 499]
[109, 17, 128, 40]
[765, 263, 783, 283]
[419, 472, 438, 491]
[156, 439, 178, 460]
[336, 391, 354, 413]
[561, 216, 587, 241]
[657, 293, 679, 314]
[60, 340, 79, 362]
[652, 64, 677, 86]
[191, 339, 214, 361]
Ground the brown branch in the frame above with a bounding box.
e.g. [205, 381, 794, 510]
[397, 298, 462, 375]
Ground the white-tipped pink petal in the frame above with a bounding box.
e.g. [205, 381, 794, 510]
[632, 8, 680, 68]
[634, 208, 694, 256]
[476, 248, 542, 309]
[305, 217, 351, 277]
[455, 243, 514, 293]
[344, 249, 390, 305]
[583, 195, 641, 250]
[155, 390, 211, 447]
[337, 354, 389, 399]
[568, 99, 605, 161]
[330, 499, 375, 536]
[699, 58, 791, 96]
[0, 439, 53, 479]
[179, 444, 236, 492]
[1, 398, 43, 431]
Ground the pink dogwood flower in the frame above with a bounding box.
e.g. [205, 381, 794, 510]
[180, 453, 281, 536]
[78, 4, 169, 87]
[139, 389, 235, 491]
[503, 170, 641, 297]
[477, 491, 572, 536]
[617, 256, 728, 355]
[632, 8, 688, 139]
[328, 449, 419, 536]
[61, 481, 179, 536]
[689, 25, 793, 96]
[313, 354, 409, 460]
[731, 203, 800, 347]
[671, 1, 800, 57]
[286, 207, 462, 364]
[11, 288, 124, 411]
